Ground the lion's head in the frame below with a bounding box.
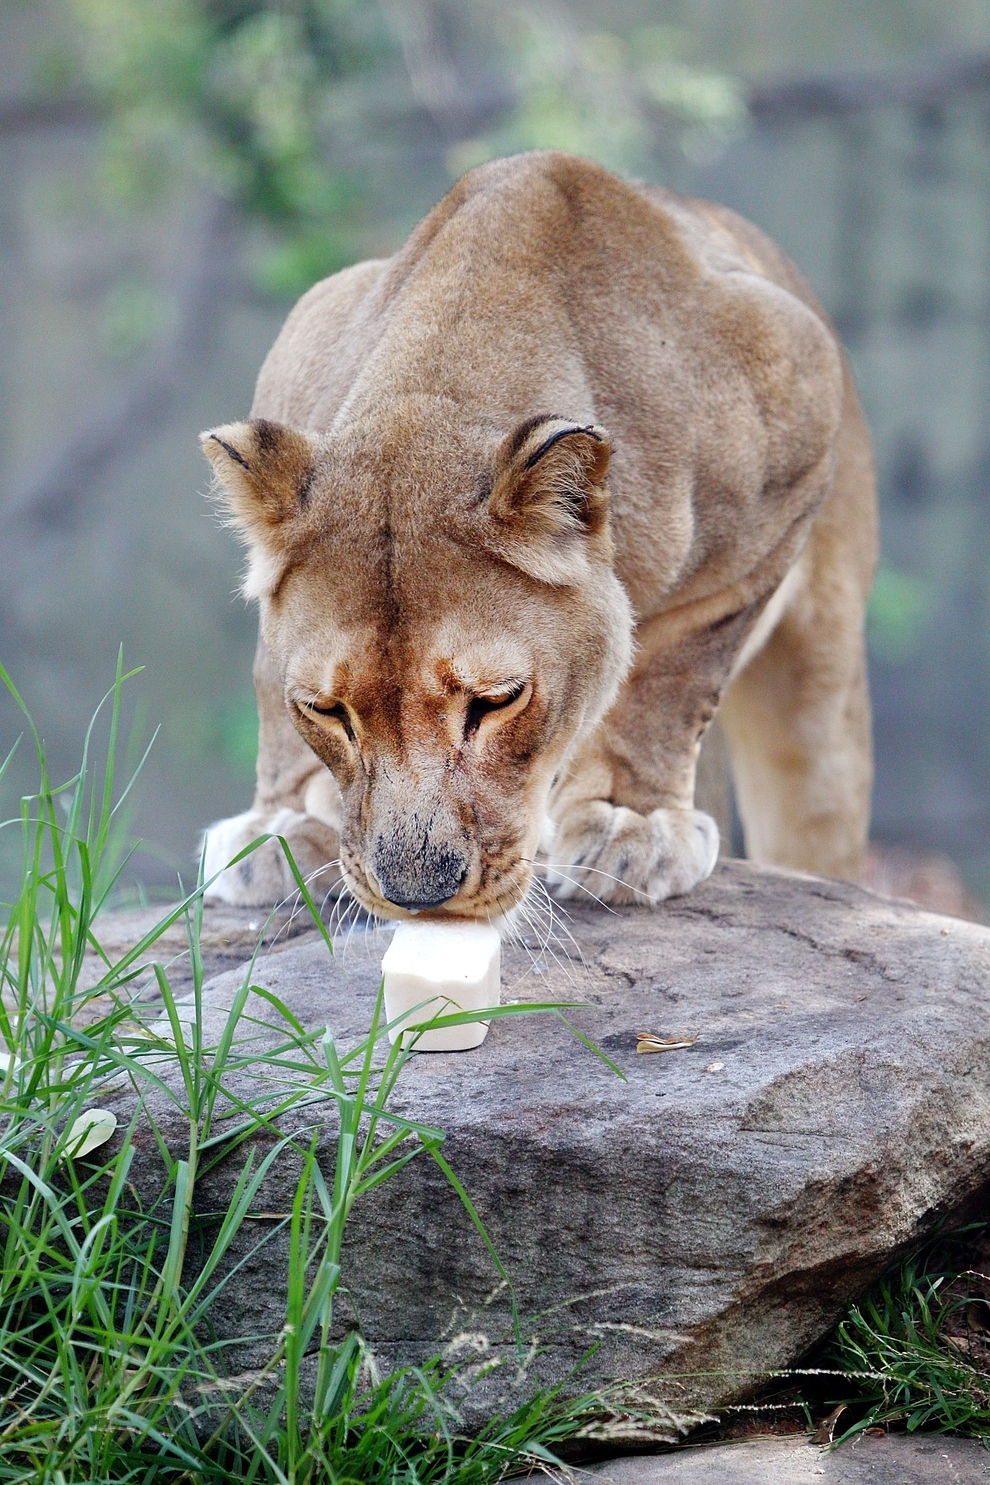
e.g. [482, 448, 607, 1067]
[202, 397, 632, 921]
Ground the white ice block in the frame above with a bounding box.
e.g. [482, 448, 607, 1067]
[381, 920, 501, 1051]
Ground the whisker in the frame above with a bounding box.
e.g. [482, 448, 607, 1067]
[311, 858, 344, 906]
[319, 883, 340, 924]
[495, 900, 546, 989]
[339, 895, 363, 961]
[329, 890, 353, 951]
[343, 892, 383, 962]
[327, 885, 351, 945]
[522, 879, 593, 986]
[329, 869, 368, 948]
[300, 858, 343, 931]
[537, 858, 654, 902]
[358, 903, 393, 966]
[513, 896, 548, 975]
[542, 869, 622, 914]
[525, 894, 573, 980]
[269, 858, 344, 950]
[524, 918, 580, 988]
[527, 874, 587, 970]
[522, 856, 636, 913]
[496, 906, 523, 954]
[497, 878, 580, 992]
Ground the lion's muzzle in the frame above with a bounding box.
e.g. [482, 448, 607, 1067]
[370, 820, 469, 911]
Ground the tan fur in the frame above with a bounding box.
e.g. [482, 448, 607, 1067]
[200, 152, 877, 918]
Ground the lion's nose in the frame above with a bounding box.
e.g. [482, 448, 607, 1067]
[372, 836, 467, 910]
[386, 887, 464, 910]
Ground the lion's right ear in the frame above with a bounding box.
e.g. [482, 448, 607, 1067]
[200, 419, 317, 544]
[484, 416, 612, 585]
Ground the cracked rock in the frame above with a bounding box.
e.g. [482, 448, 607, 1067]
[102, 862, 990, 1417]
[577, 1431, 990, 1482]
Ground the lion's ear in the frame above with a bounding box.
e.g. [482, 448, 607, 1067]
[200, 419, 316, 540]
[486, 417, 612, 584]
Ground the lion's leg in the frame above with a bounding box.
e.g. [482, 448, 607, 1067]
[204, 635, 344, 906]
[547, 427, 858, 907]
[545, 617, 743, 905]
[718, 382, 877, 881]
[718, 557, 873, 881]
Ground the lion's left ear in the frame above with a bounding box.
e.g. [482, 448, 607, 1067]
[200, 419, 317, 542]
[486, 417, 612, 584]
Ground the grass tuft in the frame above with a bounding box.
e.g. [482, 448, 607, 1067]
[825, 1227, 990, 1444]
[0, 658, 642, 1483]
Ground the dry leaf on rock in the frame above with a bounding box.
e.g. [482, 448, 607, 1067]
[61, 1109, 118, 1160]
[636, 1032, 698, 1054]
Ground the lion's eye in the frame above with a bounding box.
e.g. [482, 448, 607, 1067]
[304, 700, 354, 741]
[464, 684, 526, 737]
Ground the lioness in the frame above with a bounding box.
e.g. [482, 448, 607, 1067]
[201, 151, 877, 920]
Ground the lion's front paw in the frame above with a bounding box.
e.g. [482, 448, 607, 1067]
[545, 802, 719, 906]
[202, 807, 343, 908]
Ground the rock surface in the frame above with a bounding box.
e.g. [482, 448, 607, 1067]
[76, 897, 319, 1003]
[102, 862, 990, 1416]
[578, 1433, 990, 1482]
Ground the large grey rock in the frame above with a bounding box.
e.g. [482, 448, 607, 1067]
[102, 862, 990, 1419]
[76, 897, 319, 1006]
[578, 1433, 990, 1482]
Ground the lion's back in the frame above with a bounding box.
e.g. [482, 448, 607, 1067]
[252, 257, 388, 430]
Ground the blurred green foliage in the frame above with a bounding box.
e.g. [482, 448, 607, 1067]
[98, 282, 164, 358]
[54, 0, 748, 299]
[218, 688, 261, 775]
[448, 11, 746, 179]
[64, 0, 389, 294]
[868, 566, 932, 664]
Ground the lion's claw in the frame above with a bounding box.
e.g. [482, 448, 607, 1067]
[545, 803, 719, 905]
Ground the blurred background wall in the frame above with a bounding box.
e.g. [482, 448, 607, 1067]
[2, 0, 989, 906]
